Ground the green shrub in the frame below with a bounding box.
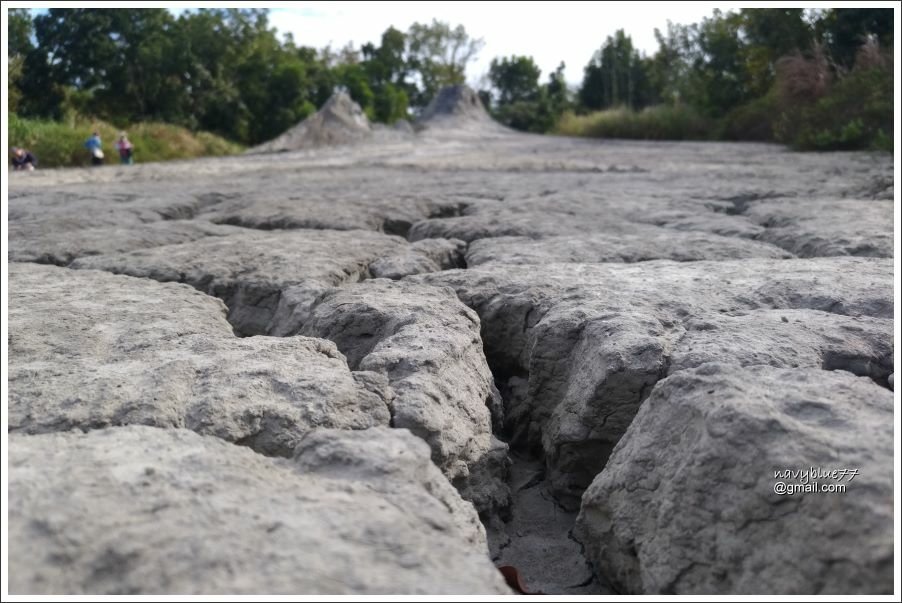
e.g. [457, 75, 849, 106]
[554, 105, 716, 141]
[775, 65, 893, 151]
[494, 99, 559, 133]
[720, 93, 778, 141]
[773, 41, 893, 152]
[8, 112, 243, 168]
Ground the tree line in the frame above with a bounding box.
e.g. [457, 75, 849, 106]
[8, 8, 483, 145]
[483, 8, 892, 149]
[7, 8, 893, 149]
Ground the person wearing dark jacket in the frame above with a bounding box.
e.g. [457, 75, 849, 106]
[11, 147, 38, 171]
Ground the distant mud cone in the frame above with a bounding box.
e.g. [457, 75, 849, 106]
[415, 84, 510, 134]
[250, 91, 372, 153]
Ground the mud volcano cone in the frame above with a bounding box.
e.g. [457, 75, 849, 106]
[251, 91, 372, 153]
[415, 84, 509, 134]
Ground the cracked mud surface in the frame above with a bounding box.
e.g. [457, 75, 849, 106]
[7, 90, 894, 595]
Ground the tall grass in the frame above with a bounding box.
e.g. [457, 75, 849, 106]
[554, 105, 716, 141]
[8, 113, 243, 168]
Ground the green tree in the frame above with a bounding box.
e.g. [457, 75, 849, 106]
[816, 8, 893, 68]
[646, 22, 695, 106]
[7, 8, 33, 113]
[740, 9, 813, 97]
[22, 8, 186, 121]
[234, 27, 316, 144]
[579, 30, 652, 110]
[362, 27, 408, 86]
[489, 55, 541, 105]
[335, 62, 376, 118]
[361, 27, 411, 122]
[406, 20, 483, 107]
[688, 10, 749, 116]
[546, 61, 570, 112]
[487, 57, 568, 133]
[8, 8, 33, 56]
[8, 55, 25, 113]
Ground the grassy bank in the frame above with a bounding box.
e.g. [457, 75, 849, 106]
[8, 113, 244, 168]
[554, 105, 717, 141]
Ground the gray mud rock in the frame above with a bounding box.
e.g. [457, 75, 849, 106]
[298, 279, 511, 514]
[9, 426, 510, 595]
[415, 257, 893, 505]
[466, 230, 792, 265]
[9, 220, 243, 266]
[745, 198, 893, 258]
[575, 364, 893, 594]
[669, 309, 893, 381]
[203, 191, 458, 236]
[8, 185, 214, 226]
[8, 263, 390, 456]
[8, 185, 236, 265]
[370, 238, 467, 279]
[71, 229, 410, 334]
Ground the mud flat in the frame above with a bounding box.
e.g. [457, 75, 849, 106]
[7, 86, 894, 595]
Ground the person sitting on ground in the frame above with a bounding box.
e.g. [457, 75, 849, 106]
[84, 132, 104, 166]
[116, 132, 134, 165]
[11, 147, 38, 171]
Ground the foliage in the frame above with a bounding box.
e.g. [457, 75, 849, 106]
[579, 30, 654, 110]
[773, 42, 893, 151]
[7, 8, 34, 56]
[815, 8, 894, 69]
[8, 111, 242, 168]
[560, 8, 890, 149]
[554, 105, 715, 141]
[14, 9, 487, 144]
[405, 19, 483, 107]
[7, 8, 33, 114]
[489, 56, 542, 105]
[8, 55, 25, 113]
[10, 8, 892, 151]
[719, 93, 779, 141]
[485, 57, 569, 133]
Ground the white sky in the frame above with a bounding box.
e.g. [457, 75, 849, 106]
[265, 1, 743, 86]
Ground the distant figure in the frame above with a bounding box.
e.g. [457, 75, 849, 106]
[116, 132, 134, 165]
[11, 147, 38, 171]
[84, 132, 104, 166]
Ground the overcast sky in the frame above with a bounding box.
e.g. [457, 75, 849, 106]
[264, 2, 743, 85]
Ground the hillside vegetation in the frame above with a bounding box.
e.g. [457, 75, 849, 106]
[9, 113, 243, 168]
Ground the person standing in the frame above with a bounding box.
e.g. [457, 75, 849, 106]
[116, 132, 134, 165]
[84, 132, 104, 166]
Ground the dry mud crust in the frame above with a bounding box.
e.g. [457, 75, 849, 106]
[69, 229, 446, 335]
[298, 279, 510, 515]
[7, 90, 895, 596]
[575, 363, 893, 595]
[414, 257, 893, 507]
[9, 426, 510, 595]
[8, 263, 391, 457]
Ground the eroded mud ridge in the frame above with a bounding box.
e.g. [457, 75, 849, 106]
[8, 88, 894, 595]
